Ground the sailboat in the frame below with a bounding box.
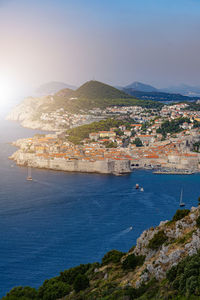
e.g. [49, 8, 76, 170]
[179, 188, 185, 207]
[26, 166, 33, 181]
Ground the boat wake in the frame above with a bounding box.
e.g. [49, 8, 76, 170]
[110, 226, 133, 243]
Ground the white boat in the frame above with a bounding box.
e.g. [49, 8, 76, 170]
[179, 188, 185, 207]
[140, 187, 144, 192]
[26, 166, 33, 181]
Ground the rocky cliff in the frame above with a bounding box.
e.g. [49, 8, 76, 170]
[3, 206, 200, 300]
[6, 96, 57, 131]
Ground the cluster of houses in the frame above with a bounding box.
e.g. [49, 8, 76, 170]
[15, 101, 200, 171]
[40, 108, 102, 129]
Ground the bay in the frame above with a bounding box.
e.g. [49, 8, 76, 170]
[0, 119, 199, 297]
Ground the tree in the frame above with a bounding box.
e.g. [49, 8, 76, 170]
[102, 250, 125, 265]
[122, 254, 145, 270]
[196, 216, 200, 228]
[148, 230, 168, 250]
[73, 274, 89, 293]
[133, 138, 143, 147]
[38, 278, 71, 300]
[2, 286, 38, 300]
[172, 209, 190, 222]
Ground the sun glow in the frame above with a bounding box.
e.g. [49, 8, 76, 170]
[0, 77, 18, 102]
[0, 75, 24, 115]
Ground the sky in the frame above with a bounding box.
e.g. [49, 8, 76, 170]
[0, 0, 200, 103]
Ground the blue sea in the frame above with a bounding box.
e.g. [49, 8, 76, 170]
[0, 119, 199, 297]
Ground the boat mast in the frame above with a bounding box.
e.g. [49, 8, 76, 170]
[180, 188, 183, 205]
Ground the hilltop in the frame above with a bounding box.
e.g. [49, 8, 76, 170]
[35, 81, 76, 96]
[3, 205, 200, 300]
[124, 81, 158, 93]
[74, 80, 132, 99]
[7, 80, 162, 130]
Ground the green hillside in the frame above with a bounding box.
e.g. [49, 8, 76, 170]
[3, 206, 200, 300]
[45, 81, 163, 114]
[74, 80, 132, 99]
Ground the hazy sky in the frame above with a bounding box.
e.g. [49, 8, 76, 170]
[0, 0, 200, 94]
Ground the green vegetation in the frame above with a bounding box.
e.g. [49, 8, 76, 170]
[4, 242, 200, 300]
[2, 287, 38, 300]
[4, 206, 200, 300]
[157, 117, 191, 137]
[172, 209, 190, 222]
[67, 118, 125, 144]
[60, 264, 92, 285]
[196, 216, 200, 228]
[73, 274, 89, 293]
[75, 80, 132, 100]
[102, 250, 125, 265]
[103, 141, 117, 148]
[38, 278, 71, 300]
[166, 250, 200, 297]
[193, 141, 200, 153]
[186, 102, 200, 111]
[148, 230, 168, 250]
[193, 120, 200, 128]
[132, 137, 143, 147]
[122, 254, 145, 270]
[37, 80, 163, 116]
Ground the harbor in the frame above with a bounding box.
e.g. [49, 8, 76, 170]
[0, 119, 200, 297]
[153, 169, 195, 175]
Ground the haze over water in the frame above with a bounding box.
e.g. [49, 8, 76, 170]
[0, 119, 199, 296]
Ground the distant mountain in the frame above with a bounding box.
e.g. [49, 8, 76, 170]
[54, 88, 74, 98]
[7, 80, 162, 128]
[161, 84, 200, 97]
[74, 80, 132, 99]
[35, 81, 76, 96]
[123, 89, 200, 102]
[124, 81, 158, 92]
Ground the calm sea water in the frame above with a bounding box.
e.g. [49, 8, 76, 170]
[0, 119, 199, 297]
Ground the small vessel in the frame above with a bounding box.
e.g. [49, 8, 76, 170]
[136, 183, 139, 189]
[130, 226, 133, 230]
[140, 187, 144, 192]
[26, 166, 33, 181]
[179, 188, 185, 207]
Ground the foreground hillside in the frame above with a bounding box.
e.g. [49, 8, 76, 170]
[3, 204, 200, 300]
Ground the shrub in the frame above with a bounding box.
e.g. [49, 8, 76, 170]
[172, 209, 190, 222]
[102, 250, 125, 265]
[196, 216, 200, 228]
[133, 137, 143, 147]
[60, 263, 91, 284]
[122, 253, 145, 270]
[73, 274, 89, 293]
[166, 251, 200, 296]
[148, 230, 168, 250]
[166, 265, 178, 282]
[2, 286, 38, 300]
[38, 278, 71, 300]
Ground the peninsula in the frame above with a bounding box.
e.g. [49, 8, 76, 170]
[7, 81, 200, 174]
